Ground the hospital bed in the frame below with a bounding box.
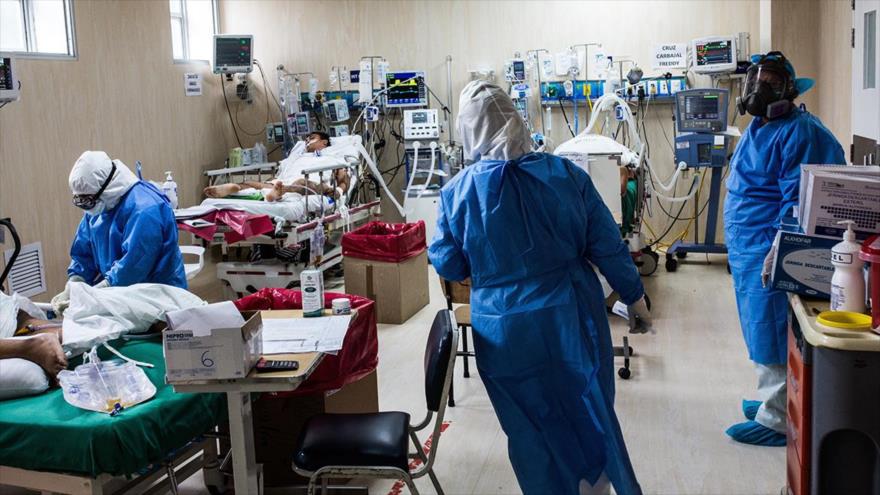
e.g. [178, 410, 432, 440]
[0, 219, 225, 494]
[0, 338, 227, 495]
[177, 136, 383, 299]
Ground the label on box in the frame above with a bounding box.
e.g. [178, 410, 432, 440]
[771, 232, 836, 298]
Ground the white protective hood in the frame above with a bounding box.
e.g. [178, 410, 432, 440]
[457, 80, 532, 162]
[69, 151, 140, 211]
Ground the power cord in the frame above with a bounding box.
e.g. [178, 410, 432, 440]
[220, 75, 244, 148]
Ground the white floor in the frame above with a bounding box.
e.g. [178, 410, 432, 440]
[181, 255, 786, 495]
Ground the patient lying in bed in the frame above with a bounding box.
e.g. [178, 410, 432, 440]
[0, 292, 66, 399]
[203, 131, 351, 203]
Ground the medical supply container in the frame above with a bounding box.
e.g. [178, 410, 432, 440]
[163, 310, 263, 382]
[162, 171, 178, 209]
[300, 270, 324, 317]
[342, 221, 429, 324]
[830, 221, 866, 312]
[771, 230, 837, 299]
[786, 294, 880, 495]
[860, 235, 880, 332]
[331, 298, 351, 315]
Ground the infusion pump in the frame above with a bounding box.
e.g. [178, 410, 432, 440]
[403, 109, 440, 141]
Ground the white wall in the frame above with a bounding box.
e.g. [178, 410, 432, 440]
[223, 0, 761, 242]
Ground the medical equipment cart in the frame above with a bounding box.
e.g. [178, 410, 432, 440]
[786, 294, 880, 495]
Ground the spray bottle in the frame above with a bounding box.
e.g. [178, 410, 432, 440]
[162, 171, 179, 210]
[830, 220, 866, 313]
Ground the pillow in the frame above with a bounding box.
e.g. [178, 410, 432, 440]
[0, 358, 50, 400]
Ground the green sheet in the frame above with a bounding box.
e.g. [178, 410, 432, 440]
[621, 178, 638, 235]
[0, 338, 225, 477]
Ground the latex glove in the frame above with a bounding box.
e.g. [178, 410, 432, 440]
[627, 296, 653, 334]
[94, 279, 110, 289]
[761, 243, 778, 288]
[50, 275, 85, 316]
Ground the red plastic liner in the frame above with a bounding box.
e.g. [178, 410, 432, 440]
[341, 221, 427, 263]
[234, 288, 378, 396]
[178, 210, 275, 243]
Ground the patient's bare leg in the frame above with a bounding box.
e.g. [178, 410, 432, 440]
[203, 183, 243, 198]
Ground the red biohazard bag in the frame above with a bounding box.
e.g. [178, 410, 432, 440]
[341, 221, 427, 263]
[234, 288, 377, 396]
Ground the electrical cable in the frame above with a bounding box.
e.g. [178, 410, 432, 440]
[254, 60, 281, 117]
[557, 97, 575, 137]
[220, 75, 244, 148]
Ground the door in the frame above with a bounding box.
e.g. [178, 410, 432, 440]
[853, 0, 880, 164]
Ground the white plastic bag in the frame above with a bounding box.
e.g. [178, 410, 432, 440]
[57, 347, 156, 414]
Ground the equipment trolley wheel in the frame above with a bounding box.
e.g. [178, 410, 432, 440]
[665, 256, 678, 272]
[638, 247, 660, 276]
[616, 336, 633, 380]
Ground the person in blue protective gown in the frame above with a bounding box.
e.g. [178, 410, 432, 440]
[51, 151, 186, 315]
[428, 80, 653, 495]
[724, 52, 845, 446]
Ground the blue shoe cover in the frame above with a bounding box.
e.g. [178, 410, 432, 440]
[742, 399, 762, 421]
[725, 420, 786, 446]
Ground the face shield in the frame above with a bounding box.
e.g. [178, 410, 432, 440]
[737, 55, 796, 119]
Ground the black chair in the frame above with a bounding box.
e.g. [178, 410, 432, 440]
[292, 310, 459, 495]
[440, 278, 474, 407]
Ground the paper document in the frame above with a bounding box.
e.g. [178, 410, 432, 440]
[261, 315, 352, 354]
[166, 301, 245, 337]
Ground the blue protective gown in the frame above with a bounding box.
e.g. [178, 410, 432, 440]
[724, 109, 844, 365]
[68, 181, 187, 289]
[429, 152, 645, 495]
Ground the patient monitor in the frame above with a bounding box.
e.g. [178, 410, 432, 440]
[213, 35, 253, 74]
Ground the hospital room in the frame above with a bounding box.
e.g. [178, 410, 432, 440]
[2, 0, 880, 494]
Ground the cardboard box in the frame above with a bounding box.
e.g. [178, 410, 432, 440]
[252, 370, 379, 486]
[800, 166, 880, 240]
[771, 230, 837, 299]
[798, 165, 880, 223]
[163, 310, 263, 382]
[344, 249, 429, 324]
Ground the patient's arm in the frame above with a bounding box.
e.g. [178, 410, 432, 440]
[0, 333, 67, 379]
[335, 169, 350, 196]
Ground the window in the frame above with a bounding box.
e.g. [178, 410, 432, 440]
[865, 10, 876, 90]
[0, 0, 76, 57]
[170, 0, 218, 63]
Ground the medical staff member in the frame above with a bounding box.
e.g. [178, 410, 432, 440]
[51, 151, 186, 314]
[429, 80, 651, 495]
[724, 52, 845, 446]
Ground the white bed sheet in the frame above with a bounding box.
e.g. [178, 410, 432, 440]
[197, 193, 334, 223]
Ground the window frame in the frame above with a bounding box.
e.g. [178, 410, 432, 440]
[171, 0, 219, 65]
[2, 0, 78, 60]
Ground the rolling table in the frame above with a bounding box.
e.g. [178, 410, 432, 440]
[171, 309, 328, 495]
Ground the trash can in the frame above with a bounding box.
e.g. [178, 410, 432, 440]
[342, 221, 429, 324]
